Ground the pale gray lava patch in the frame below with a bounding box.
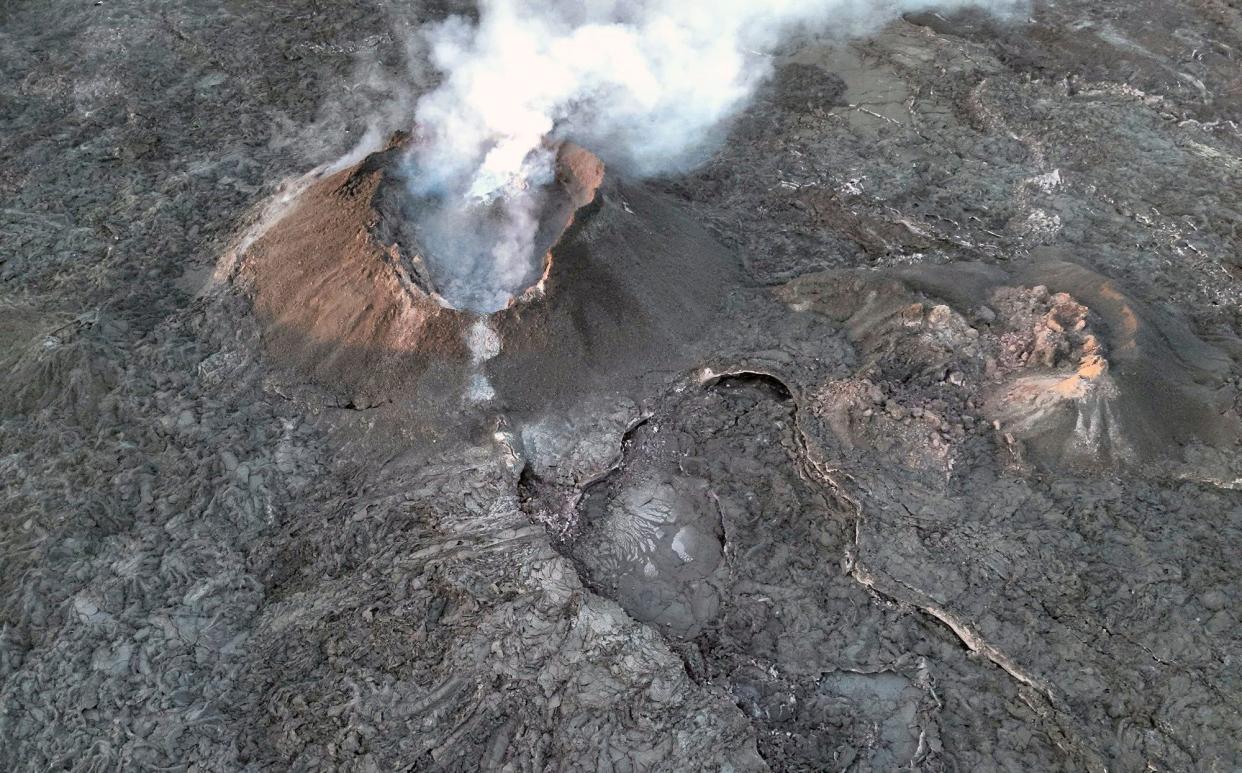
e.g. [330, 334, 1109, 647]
[571, 429, 728, 639]
[565, 377, 807, 642]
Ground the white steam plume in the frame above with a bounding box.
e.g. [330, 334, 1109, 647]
[405, 0, 1023, 312]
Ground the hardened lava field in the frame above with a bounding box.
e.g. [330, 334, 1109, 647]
[4, 2, 1242, 772]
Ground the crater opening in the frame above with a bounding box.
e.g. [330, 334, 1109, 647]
[374, 142, 605, 313]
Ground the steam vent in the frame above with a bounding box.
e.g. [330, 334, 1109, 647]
[10, 3, 1242, 772]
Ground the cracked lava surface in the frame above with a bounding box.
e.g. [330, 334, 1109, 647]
[4, 1, 1242, 771]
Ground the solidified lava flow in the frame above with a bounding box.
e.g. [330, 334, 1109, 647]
[14, 3, 1242, 771]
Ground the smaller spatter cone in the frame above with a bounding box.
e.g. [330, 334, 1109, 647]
[234, 132, 603, 406]
[777, 259, 1240, 473]
[981, 260, 1239, 472]
[982, 290, 1131, 466]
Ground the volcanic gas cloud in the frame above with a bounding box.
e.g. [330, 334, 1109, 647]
[402, 0, 1024, 313]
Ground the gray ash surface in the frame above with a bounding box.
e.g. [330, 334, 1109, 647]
[3, 2, 1242, 771]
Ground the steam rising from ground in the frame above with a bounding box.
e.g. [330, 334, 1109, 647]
[405, 0, 1023, 312]
[413, 188, 548, 312]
